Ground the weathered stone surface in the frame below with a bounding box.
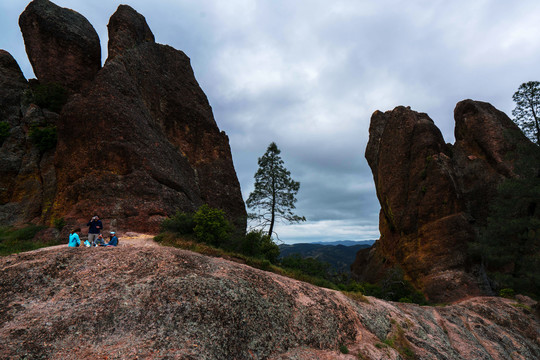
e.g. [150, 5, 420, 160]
[352, 101, 532, 303]
[19, 0, 101, 91]
[0, 241, 538, 359]
[1, 2, 246, 234]
[107, 5, 155, 61]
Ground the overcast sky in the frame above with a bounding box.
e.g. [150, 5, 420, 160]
[2, 0, 539, 243]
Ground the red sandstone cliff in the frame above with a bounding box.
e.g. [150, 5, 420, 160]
[0, 1, 246, 233]
[351, 101, 535, 303]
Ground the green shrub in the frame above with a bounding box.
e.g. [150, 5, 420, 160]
[240, 230, 280, 263]
[280, 253, 332, 279]
[160, 211, 195, 234]
[0, 121, 10, 146]
[30, 82, 68, 113]
[499, 288, 515, 299]
[0, 224, 50, 256]
[29, 123, 57, 153]
[193, 204, 232, 247]
[53, 217, 66, 231]
[339, 344, 349, 354]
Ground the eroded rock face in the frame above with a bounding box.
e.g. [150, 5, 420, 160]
[19, 0, 101, 91]
[352, 101, 532, 303]
[107, 4, 155, 61]
[0, 244, 538, 359]
[1, 2, 246, 233]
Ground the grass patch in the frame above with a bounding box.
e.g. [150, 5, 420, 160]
[0, 225, 58, 256]
[342, 291, 370, 303]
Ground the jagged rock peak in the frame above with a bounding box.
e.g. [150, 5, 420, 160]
[107, 5, 155, 62]
[19, 0, 101, 92]
[352, 100, 533, 303]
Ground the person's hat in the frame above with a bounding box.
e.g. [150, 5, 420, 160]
[110, 231, 115, 234]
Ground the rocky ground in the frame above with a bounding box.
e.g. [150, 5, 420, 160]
[0, 235, 538, 359]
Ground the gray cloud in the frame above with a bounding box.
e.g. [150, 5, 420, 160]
[2, 0, 540, 243]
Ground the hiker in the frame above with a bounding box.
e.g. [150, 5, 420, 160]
[106, 231, 119, 247]
[95, 234, 106, 247]
[68, 228, 81, 247]
[87, 215, 103, 246]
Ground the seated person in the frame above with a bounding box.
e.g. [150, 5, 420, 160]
[68, 228, 81, 247]
[94, 234, 106, 246]
[106, 231, 119, 247]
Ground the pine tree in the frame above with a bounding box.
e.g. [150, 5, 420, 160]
[512, 81, 540, 145]
[247, 142, 305, 238]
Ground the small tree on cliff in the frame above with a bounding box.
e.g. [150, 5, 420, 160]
[247, 142, 305, 238]
[512, 81, 540, 145]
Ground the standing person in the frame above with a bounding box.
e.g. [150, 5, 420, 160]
[68, 228, 81, 247]
[87, 215, 103, 246]
[106, 231, 119, 247]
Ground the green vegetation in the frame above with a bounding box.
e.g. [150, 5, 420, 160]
[53, 217, 66, 231]
[499, 288, 515, 299]
[512, 81, 540, 145]
[26, 82, 68, 113]
[0, 224, 58, 256]
[469, 138, 540, 299]
[247, 142, 305, 237]
[0, 121, 10, 146]
[339, 344, 349, 354]
[29, 123, 57, 153]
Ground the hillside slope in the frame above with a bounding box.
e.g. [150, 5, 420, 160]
[1, 238, 538, 359]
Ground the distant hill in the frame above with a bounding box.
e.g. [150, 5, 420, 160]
[278, 242, 373, 274]
[311, 240, 375, 246]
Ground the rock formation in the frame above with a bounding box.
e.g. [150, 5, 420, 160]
[352, 101, 534, 303]
[18, 0, 101, 92]
[0, 1, 246, 234]
[1, 242, 538, 359]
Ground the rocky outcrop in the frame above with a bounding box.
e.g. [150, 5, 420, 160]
[1, 242, 538, 359]
[107, 4, 155, 61]
[19, 0, 101, 92]
[0, 1, 246, 234]
[352, 101, 533, 303]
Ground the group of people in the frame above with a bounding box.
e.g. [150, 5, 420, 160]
[68, 215, 119, 248]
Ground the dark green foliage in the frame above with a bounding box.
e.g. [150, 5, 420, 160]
[278, 243, 371, 274]
[28, 82, 68, 113]
[339, 344, 349, 354]
[470, 139, 540, 298]
[29, 123, 57, 153]
[0, 121, 10, 146]
[193, 204, 233, 247]
[53, 217, 66, 231]
[280, 253, 332, 279]
[239, 230, 280, 263]
[247, 142, 305, 237]
[160, 211, 195, 234]
[499, 288, 515, 298]
[512, 81, 540, 145]
[0, 225, 52, 256]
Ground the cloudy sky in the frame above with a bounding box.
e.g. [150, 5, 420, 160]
[2, 0, 539, 243]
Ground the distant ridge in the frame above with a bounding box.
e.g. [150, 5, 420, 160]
[310, 240, 375, 246]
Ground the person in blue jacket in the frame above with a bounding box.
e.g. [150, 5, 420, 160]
[106, 231, 119, 247]
[86, 214, 103, 246]
[68, 228, 81, 247]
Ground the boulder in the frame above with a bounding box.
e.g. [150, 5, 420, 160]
[19, 0, 101, 92]
[352, 101, 531, 303]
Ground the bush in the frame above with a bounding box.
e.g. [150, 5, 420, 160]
[0, 121, 10, 146]
[0, 224, 50, 256]
[339, 344, 349, 354]
[53, 217, 66, 231]
[29, 123, 57, 153]
[239, 230, 280, 263]
[29, 82, 68, 113]
[160, 211, 195, 234]
[499, 288, 515, 299]
[280, 254, 332, 279]
[193, 204, 232, 247]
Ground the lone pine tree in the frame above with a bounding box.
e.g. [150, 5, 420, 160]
[247, 142, 305, 238]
